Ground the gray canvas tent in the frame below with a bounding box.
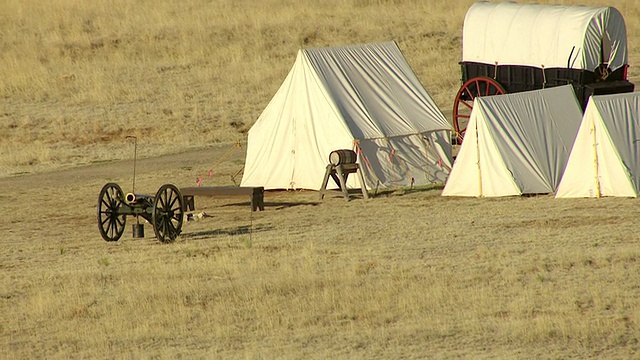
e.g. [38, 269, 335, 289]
[442, 85, 583, 197]
[556, 92, 640, 198]
[240, 41, 452, 190]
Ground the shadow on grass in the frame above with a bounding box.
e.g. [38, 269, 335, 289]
[181, 224, 274, 240]
[369, 183, 445, 197]
[218, 201, 320, 210]
[266, 201, 320, 210]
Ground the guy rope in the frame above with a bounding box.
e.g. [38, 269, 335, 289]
[195, 141, 243, 186]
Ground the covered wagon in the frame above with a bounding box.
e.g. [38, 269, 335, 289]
[453, 2, 634, 142]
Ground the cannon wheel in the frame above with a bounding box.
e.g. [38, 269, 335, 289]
[453, 76, 505, 143]
[152, 184, 184, 243]
[97, 183, 126, 242]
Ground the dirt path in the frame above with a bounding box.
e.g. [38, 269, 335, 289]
[0, 146, 241, 190]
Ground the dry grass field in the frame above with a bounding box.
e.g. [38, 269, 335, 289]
[2, 0, 640, 358]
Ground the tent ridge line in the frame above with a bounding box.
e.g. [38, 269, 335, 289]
[353, 130, 450, 142]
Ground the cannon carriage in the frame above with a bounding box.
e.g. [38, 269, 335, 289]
[453, 2, 634, 143]
[97, 183, 184, 243]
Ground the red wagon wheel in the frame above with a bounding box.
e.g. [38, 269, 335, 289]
[453, 76, 505, 143]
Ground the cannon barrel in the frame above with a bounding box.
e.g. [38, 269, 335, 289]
[125, 192, 154, 204]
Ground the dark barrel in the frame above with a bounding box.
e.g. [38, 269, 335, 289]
[329, 149, 357, 165]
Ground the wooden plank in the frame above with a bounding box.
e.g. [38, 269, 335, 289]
[181, 186, 259, 197]
[180, 186, 264, 211]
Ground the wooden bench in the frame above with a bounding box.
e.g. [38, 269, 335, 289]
[180, 186, 265, 212]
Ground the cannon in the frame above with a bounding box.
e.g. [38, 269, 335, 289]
[97, 183, 184, 243]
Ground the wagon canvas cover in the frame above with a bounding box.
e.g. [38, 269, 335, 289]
[463, 2, 628, 72]
[556, 92, 640, 198]
[241, 41, 452, 190]
[442, 85, 582, 197]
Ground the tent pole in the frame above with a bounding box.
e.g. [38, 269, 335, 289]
[591, 117, 601, 197]
[475, 112, 482, 197]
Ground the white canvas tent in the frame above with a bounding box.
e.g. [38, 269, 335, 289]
[556, 92, 640, 198]
[463, 2, 628, 73]
[241, 41, 452, 190]
[442, 85, 583, 197]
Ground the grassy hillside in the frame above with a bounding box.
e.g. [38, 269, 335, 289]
[3, 1, 640, 358]
[1, 0, 639, 176]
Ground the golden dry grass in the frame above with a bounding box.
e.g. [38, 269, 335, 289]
[2, 0, 639, 176]
[3, 0, 640, 358]
[3, 145, 640, 358]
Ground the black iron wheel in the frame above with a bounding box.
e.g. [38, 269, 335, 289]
[97, 183, 126, 242]
[152, 184, 184, 243]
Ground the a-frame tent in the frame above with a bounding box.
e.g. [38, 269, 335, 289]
[556, 92, 640, 198]
[442, 85, 583, 197]
[240, 41, 452, 191]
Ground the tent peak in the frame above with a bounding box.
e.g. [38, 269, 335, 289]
[301, 41, 399, 53]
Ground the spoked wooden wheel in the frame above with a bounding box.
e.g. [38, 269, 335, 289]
[453, 76, 505, 143]
[152, 184, 184, 243]
[97, 183, 126, 242]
